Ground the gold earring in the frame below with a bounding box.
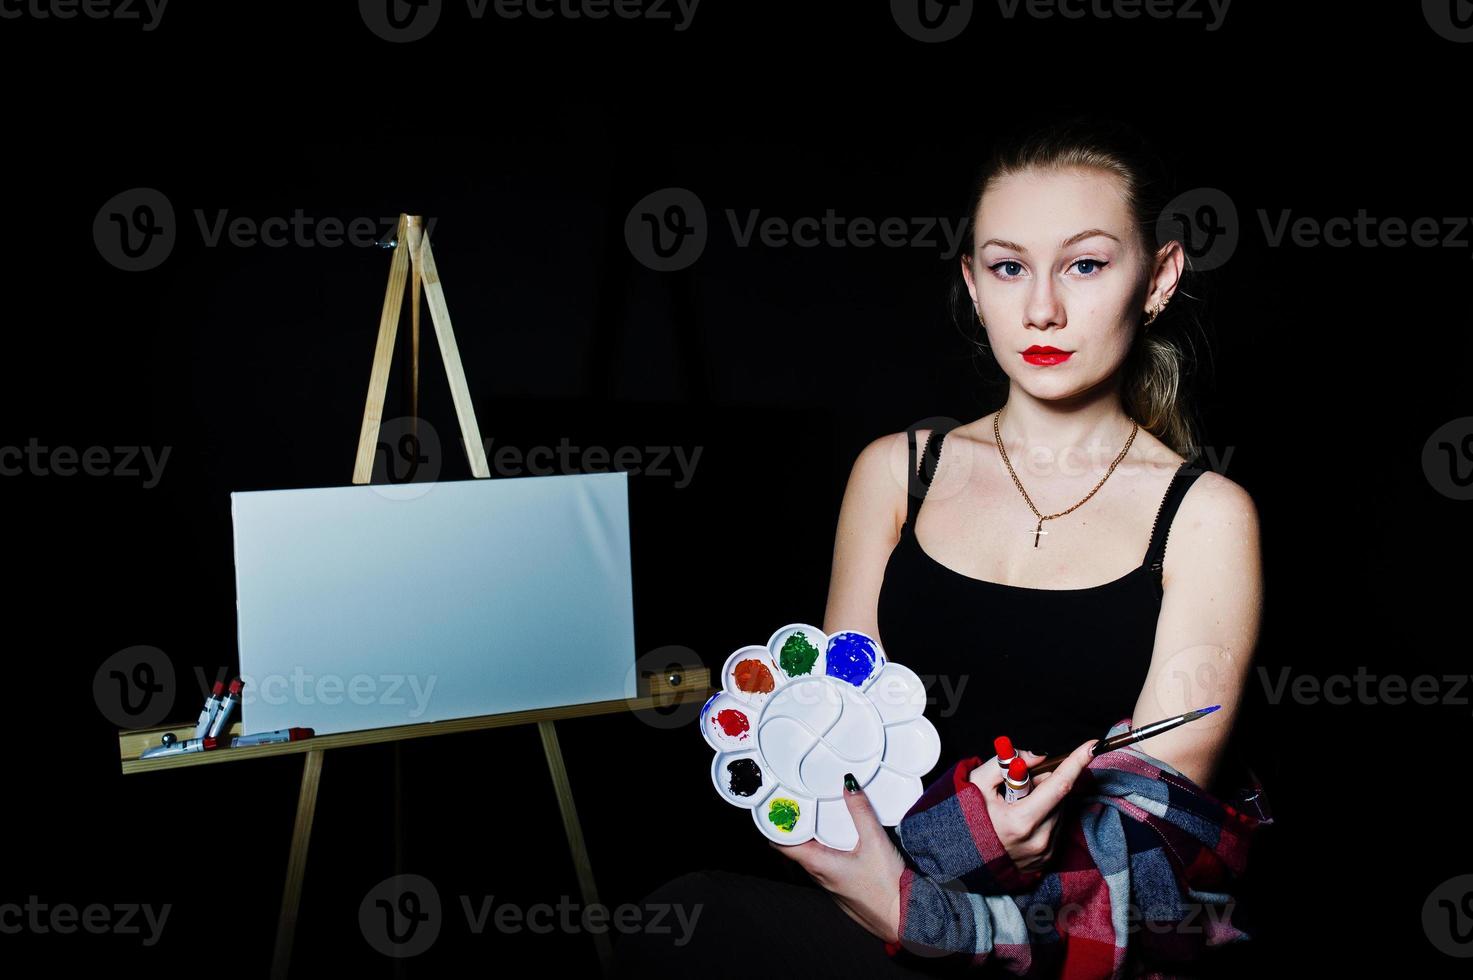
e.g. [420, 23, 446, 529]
[1143, 302, 1166, 327]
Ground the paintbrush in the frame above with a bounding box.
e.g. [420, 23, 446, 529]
[1025, 705, 1220, 776]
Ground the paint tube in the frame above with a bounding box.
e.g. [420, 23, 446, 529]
[193, 680, 225, 739]
[994, 735, 1017, 773]
[1004, 756, 1032, 803]
[207, 677, 243, 738]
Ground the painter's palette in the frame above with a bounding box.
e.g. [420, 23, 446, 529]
[699, 624, 941, 850]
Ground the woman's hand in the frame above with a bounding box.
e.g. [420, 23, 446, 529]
[767, 773, 907, 945]
[968, 739, 1098, 875]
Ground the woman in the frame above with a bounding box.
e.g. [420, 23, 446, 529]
[614, 115, 1267, 977]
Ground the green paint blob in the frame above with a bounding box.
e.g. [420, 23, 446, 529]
[779, 632, 819, 676]
[767, 797, 800, 833]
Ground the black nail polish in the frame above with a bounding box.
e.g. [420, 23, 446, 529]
[844, 772, 859, 793]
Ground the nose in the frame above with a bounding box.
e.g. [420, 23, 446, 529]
[1023, 281, 1065, 332]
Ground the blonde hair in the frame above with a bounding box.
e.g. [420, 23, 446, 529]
[952, 114, 1214, 461]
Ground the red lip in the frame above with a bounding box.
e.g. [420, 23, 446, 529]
[1021, 346, 1072, 366]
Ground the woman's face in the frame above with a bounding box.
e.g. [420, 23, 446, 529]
[963, 165, 1169, 400]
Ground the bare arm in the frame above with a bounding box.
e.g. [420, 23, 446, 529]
[822, 430, 926, 637]
[1129, 472, 1264, 789]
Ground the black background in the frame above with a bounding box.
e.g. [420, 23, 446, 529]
[7, 2, 1472, 976]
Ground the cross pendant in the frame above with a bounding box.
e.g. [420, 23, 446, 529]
[1031, 520, 1047, 548]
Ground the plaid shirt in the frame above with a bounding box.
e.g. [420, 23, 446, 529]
[888, 718, 1272, 977]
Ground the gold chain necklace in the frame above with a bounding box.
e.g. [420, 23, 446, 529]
[992, 407, 1139, 548]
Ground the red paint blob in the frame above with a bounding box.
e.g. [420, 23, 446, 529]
[714, 708, 750, 738]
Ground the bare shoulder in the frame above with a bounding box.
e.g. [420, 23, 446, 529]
[842, 430, 924, 538]
[1169, 466, 1262, 571]
[1179, 466, 1260, 529]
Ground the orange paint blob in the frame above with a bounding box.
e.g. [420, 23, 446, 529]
[733, 658, 775, 694]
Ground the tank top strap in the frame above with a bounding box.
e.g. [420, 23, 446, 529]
[904, 425, 949, 528]
[1143, 457, 1205, 573]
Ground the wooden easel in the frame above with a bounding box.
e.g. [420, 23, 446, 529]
[117, 215, 712, 978]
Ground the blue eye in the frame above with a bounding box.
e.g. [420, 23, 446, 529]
[987, 258, 1109, 280]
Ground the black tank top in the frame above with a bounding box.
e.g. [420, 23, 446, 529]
[876, 423, 1204, 767]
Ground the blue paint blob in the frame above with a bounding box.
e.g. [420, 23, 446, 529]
[825, 632, 878, 686]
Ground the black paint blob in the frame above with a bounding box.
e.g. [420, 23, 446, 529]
[725, 758, 763, 797]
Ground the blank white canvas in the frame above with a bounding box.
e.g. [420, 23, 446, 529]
[230, 472, 637, 736]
